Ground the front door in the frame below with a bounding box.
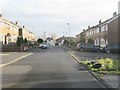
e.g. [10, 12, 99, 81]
[5, 35, 7, 44]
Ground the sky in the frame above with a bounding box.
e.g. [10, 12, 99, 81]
[0, 0, 119, 39]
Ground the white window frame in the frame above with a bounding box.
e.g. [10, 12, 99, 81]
[96, 28, 99, 33]
[105, 24, 108, 31]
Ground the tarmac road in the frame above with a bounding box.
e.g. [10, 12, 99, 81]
[2, 46, 109, 89]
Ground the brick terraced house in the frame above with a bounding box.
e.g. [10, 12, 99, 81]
[76, 12, 120, 47]
[0, 14, 35, 45]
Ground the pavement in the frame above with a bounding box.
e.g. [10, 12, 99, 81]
[64, 46, 119, 89]
[0, 52, 33, 68]
[1, 46, 118, 89]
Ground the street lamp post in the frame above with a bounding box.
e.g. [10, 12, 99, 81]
[44, 30, 46, 41]
[67, 23, 70, 47]
[66, 32, 67, 37]
[63, 32, 64, 37]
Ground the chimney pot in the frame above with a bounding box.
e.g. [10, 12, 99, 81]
[99, 20, 101, 24]
[15, 22, 18, 25]
[88, 26, 90, 29]
[113, 12, 117, 17]
[83, 29, 85, 32]
[0, 14, 2, 17]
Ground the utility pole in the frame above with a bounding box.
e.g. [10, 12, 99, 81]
[99, 20, 101, 46]
[63, 32, 64, 37]
[44, 30, 46, 41]
[67, 23, 70, 47]
[65, 32, 67, 40]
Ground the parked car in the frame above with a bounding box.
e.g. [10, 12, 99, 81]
[39, 43, 48, 49]
[104, 44, 120, 53]
[76, 43, 103, 52]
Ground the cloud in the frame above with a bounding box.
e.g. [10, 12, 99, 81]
[1, 0, 119, 38]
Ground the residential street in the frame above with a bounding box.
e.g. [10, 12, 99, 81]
[1, 0, 119, 89]
[2, 46, 112, 88]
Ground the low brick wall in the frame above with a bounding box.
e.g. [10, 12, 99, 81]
[1, 44, 34, 52]
[2, 46, 21, 52]
[2, 46, 34, 52]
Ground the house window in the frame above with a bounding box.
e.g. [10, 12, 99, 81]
[94, 28, 97, 34]
[90, 30, 93, 35]
[92, 29, 94, 34]
[89, 31, 91, 35]
[104, 24, 108, 31]
[93, 29, 95, 34]
[96, 28, 99, 33]
[101, 24, 108, 32]
[101, 26, 105, 32]
[86, 32, 89, 36]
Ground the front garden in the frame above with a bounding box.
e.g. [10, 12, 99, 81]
[80, 58, 120, 75]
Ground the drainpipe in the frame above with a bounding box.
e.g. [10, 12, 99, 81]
[99, 20, 101, 46]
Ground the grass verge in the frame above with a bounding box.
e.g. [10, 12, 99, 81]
[80, 58, 120, 75]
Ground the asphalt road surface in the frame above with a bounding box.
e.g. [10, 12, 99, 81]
[2, 46, 109, 89]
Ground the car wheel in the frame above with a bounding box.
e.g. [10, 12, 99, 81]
[106, 50, 110, 53]
[80, 48, 84, 52]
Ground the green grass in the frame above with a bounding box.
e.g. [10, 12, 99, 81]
[80, 58, 120, 75]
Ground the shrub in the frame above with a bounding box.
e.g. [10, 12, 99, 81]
[87, 38, 94, 44]
[37, 38, 43, 44]
[63, 40, 69, 45]
[70, 41, 77, 47]
[16, 37, 24, 47]
[81, 58, 120, 71]
[98, 58, 114, 71]
[23, 38, 28, 44]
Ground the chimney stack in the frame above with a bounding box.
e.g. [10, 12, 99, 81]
[83, 29, 85, 32]
[99, 19, 101, 24]
[15, 22, 18, 25]
[0, 14, 2, 17]
[113, 12, 117, 17]
[88, 26, 90, 29]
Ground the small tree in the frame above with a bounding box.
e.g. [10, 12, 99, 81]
[63, 40, 69, 45]
[37, 38, 43, 44]
[23, 38, 28, 44]
[45, 40, 47, 43]
[87, 38, 94, 44]
[16, 37, 24, 47]
[70, 41, 77, 47]
[79, 33, 85, 43]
